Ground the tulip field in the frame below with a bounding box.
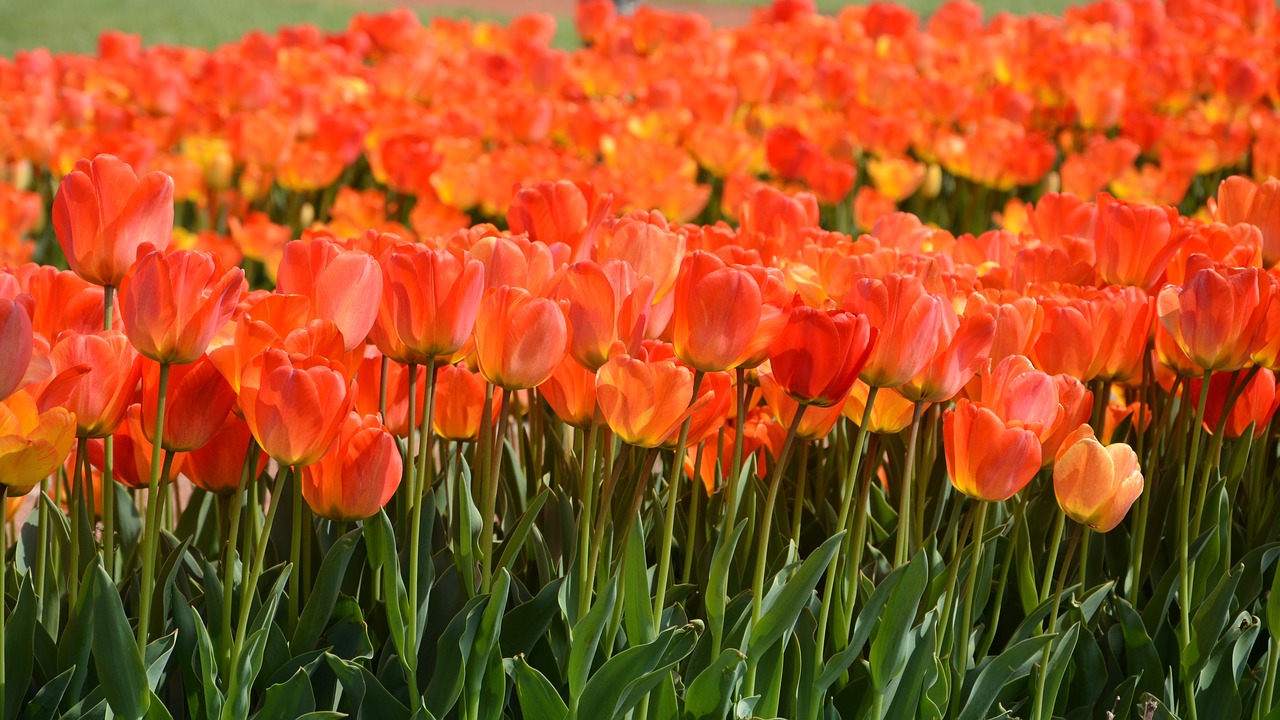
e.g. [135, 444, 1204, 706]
[4, 0, 1280, 718]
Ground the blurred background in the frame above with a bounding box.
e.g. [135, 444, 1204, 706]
[0, 0, 1082, 57]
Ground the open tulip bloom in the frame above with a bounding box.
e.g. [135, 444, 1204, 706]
[3, 3, 1280, 717]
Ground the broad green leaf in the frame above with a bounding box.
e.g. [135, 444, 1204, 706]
[5, 578, 36, 720]
[955, 635, 1052, 720]
[869, 550, 928, 691]
[89, 563, 150, 719]
[499, 577, 562, 658]
[623, 512, 656, 647]
[706, 519, 748, 657]
[1036, 622, 1080, 718]
[497, 490, 549, 575]
[292, 529, 361, 653]
[424, 594, 487, 716]
[257, 668, 316, 720]
[365, 509, 412, 677]
[326, 653, 410, 720]
[746, 532, 844, 660]
[684, 649, 746, 720]
[510, 656, 567, 720]
[464, 571, 512, 716]
[1182, 563, 1242, 677]
[578, 624, 700, 719]
[817, 557, 910, 691]
[25, 666, 74, 720]
[144, 631, 178, 694]
[882, 611, 938, 720]
[567, 576, 617, 703]
[221, 567, 291, 720]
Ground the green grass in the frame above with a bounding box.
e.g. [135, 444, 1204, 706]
[0, 0, 1081, 59]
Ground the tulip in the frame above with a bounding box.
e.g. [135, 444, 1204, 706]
[107, 404, 186, 489]
[842, 381, 917, 434]
[670, 251, 764, 373]
[184, 417, 267, 495]
[506, 180, 610, 261]
[540, 355, 597, 429]
[1215, 175, 1280, 268]
[1196, 369, 1280, 439]
[302, 413, 402, 522]
[0, 297, 32, 402]
[49, 330, 140, 438]
[433, 363, 498, 442]
[1093, 193, 1183, 291]
[140, 356, 236, 452]
[596, 213, 685, 301]
[943, 399, 1042, 502]
[675, 370, 734, 448]
[1040, 375, 1094, 464]
[276, 238, 382, 352]
[52, 154, 174, 287]
[844, 274, 949, 389]
[899, 312, 995, 403]
[557, 260, 654, 371]
[758, 367, 844, 440]
[596, 351, 696, 448]
[373, 246, 484, 365]
[766, 306, 876, 407]
[474, 285, 568, 390]
[470, 234, 566, 298]
[352, 350, 424, 438]
[979, 355, 1064, 446]
[1053, 435, 1143, 532]
[239, 348, 354, 467]
[119, 248, 244, 365]
[0, 390, 76, 493]
[1156, 262, 1273, 373]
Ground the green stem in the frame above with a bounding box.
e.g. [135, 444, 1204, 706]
[1031, 521, 1083, 720]
[406, 357, 437, 702]
[69, 438, 87, 612]
[289, 469, 303, 634]
[895, 401, 926, 567]
[0, 485, 6, 720]
[137, 361, 170, 650]
[1260, 637, 1279, 719]
[815, 387, 877, 663]
[1178, 370, 1212, 720]
[576, 409, 602, 620]
[683, 441, 706, 584]
[102, 436, 115, 580]
[378, 355, 390, 427]
[788, 443, 811, 565]
[652, 371, 705, 628]
[480, 389, 512, 594]
[1039, 505, 1066, 606]
[725, 367, 748, 530]
[221, 441, 257, 670]
[34, 477, 47, 617]
[404, 363, 418, 530]
[951, 501, 989, 718]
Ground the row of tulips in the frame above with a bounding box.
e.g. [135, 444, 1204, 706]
[4, 0, 1280, 273]
[4, 138, 1280, 720]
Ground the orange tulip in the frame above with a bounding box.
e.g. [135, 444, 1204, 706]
[1196, 369, 1280, 439]
[0, 297, 33, 401]
[540, 355, 597, 429]
[140, 356, 236, 452]
[208, 293, 311, 395]
[276, 238, 382, 352]
[1215, 176, 1280, 268]
[506, 180, 610, 262]
[239, 348, 354, 466]
[899, 311, 995, 403]
[943, 399, 1041, 502]
[352, 350, 424, 438]
[373, 246, 484, 365]
[671, 251, 766, 373]
[842, 381, 918, 434]
[119, 248, 244, 365]
[758, 366, 844, 440]
[766, 305, 876, 407]
[978, 355, 1064, 446]
[184, 417, 267, 495]
[596, 349, 696, 448]
[1156, 262, 1273, 373]
[1040, 375, 1094, 465]
[470, 234, 567, 299]
[557, 260, 654, 372]
[596, 213, 685, 301]
[433, 363, 499, 442]
[474, 285, 567, 390]
[302, 412, 402, 522]
[1089, 287, 1156, 383]
[49, 330, 141, 438]
[844, 274, 949, 389]
[0, 390, 76, 493]
[1093, 193, 1183, 291]
[106, 404, 186, 489]
[674, 370, 733, 448]
[1053, 434, 1143, 532]
[965, 291, 1042, 365]
[52, 154, 174, 287]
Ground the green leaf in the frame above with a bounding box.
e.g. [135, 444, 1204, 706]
[882, 611, 938, 720]
[365, 510, 413, 680]
[189, 606, 225, 720]
[257, 668, 317, 720]
[24, 666, 74, 720]
[89, 563, 150, 719]
[325, 653, 410, 720]
[144, 631, 178, 694]
[497, 490, 549, 575]
[578, 624, 700, 719]
[58, 563, 97, 707]
[746, 532, 845, 660]
[464, 571, 511, 716]
[817, 555, 910, 691]
[1113, 598, 1165, 702]
[683, 649, 746, 720]
[424, 594, 487, 716]
[499, 577, 562, 658]
[706, 519, 748, 657]
[1036, 622, 1080, 718]
[1183, 563, 1242, 677]
[510, 656, 567, 720]
[221, 567, 291, 720]
[623, 512, 656, 647]
[567, 576, 617, 703]
[5, 578, 36, 720]
[869, 550, 928, 691]
[954, 634, 1052, 720]
[144, 690, 174, 720]
[292, 529, 361, 653]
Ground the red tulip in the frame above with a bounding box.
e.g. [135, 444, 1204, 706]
[1156, 261, 1273, 373]
[184, 417, 267, 495]
[48, 330, 140, 438]
[433, 363, 499, 442]
[944, 399, 1041, 502]
[557, 260, 654, 372]
[597, 349, 697, 448]
[140, 355, 236, 452]
[671, 251, 767, 373]
[119, 248, 244, 365]
[540, 355, 597, 429]
[372, 246, 484, 365]
[0, 297, 33, 401]
[302, 412, 402, 522]
[766, 305, 876, 407]
[52, 154, 174, 287]
[844, 274, 950, 389]
[239, 349, 354, 467]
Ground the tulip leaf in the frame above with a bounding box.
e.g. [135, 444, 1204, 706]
[578, 623, 700, 719]
[1183, 562, 1242, 678]
[464, 571, 512, 715]
[365, 509, 413, 680]
[58, 563, 98, 707]
[221, 567, 290, 720]
[1036, 622, 1081, 719]
[684, 648, 746, 720]
[746, 532, 844, 660]
[954, 634, 1052, 720]
[5, 577, 36, 720]
[567, 576, 617, 703]
[510, 656, 567, 720]
[623, 511, 656, 647]
[869, 549, 928, 691]
[424, 594, 488, 716]
[499, 576, 562, 658]
[257, 668, 317, 720]
[497, 489, 549, 576]
[818, 551, 909, 691]
[325, 653, 410, 720]
[706, 518, 748, 658]
[292, 528, 361, 653]
[144, 630, 178, 694]
[882, 611, 938, 720]
[24, 666, 74, 720]
[89, 563, 150, 720]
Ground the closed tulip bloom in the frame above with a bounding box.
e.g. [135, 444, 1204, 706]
[844, 274, 949, 389]
[506, 180, 610, 262]
[843, 381, 918, 434]
[558, 260, 654, 371]
[673, 370, 734, 448]
[302, 412, 402, 522]
[352, 351, 424, 438]
[184, 417, 267, 495]
[49, 330, 141, 438]
[899, 311, 995, 403]
[471, 234, 567, 298]
[1215, 175, 1280, 268]
[208, 293, 312, 393]
[758, 366, 844, 440]
[276, 238, 382, 352]
[108, 404, 186, 489]
[1029, 295, 1096, 379]
[1157, 261, 1273, 373]
[1196, 369, 1280, 439]
[597, 213, 685, 301]
[596, 350, 696, 448]
[944, 399, 1042, 502]
[671, 251, 764, 372]
[140, 355, 236, 451]
[1249, 274, 1280, 371]
[1093, 193, 1183, 291]
[979, 355, 1064, 445]
[1040, 375, 1094, 465]
[373, 246, 484, 364]
[1090, 286, 1156, 382]
[767, 306, 876, 407]
[1054, 435, 1143, 532]
[239, 348, 353, 467]
[733, 265, 794, 369]
[966, 292, 1042, 365]
[119, 248, 244, 365]
[433, 363, 498, 442]
[0, 297, 34, 402]
[52, 154, 174, 287]
[540, 355, 597, 429]
[474, 285, 567, 390]
[0, 390, 77, 493]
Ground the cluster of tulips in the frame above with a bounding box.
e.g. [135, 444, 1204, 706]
[2, 1, 1280, 719]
